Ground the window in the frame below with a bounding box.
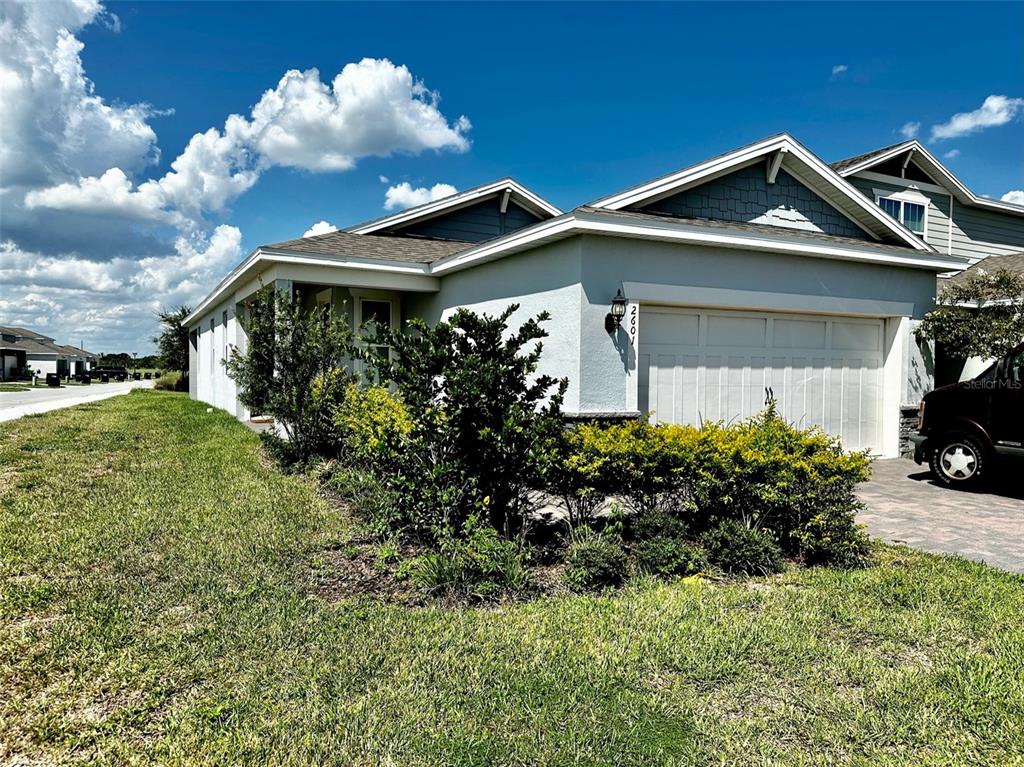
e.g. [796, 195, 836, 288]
[222, 310, 229, 362]
[877, 195, 926, 234]
[358, 298, 393, 378]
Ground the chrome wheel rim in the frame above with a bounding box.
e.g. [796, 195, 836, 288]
[939, 443, 978, 481]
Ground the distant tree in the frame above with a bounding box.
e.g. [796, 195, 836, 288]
[916, 269, 1024, 359]
[153, 306, 193, 374]
[98, 353, 133, 368]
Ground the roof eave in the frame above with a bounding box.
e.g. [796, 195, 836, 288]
[837, 140, 1024, 217]
[430, 209, 965, 276]
[587, 133, 932, 252]
[346, 178, 562, 235]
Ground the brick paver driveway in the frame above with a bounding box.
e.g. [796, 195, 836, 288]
[857, 458, 1024, 573]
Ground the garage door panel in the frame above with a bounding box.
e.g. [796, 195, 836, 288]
[707, 315, 767, 347]
[773, 318, 827, 349]
[640, 308, 884, 452]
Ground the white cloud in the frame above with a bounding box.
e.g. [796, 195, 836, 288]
[303, 220, 338, 237]
[25, 168, 173, 223]
[378, 175, 389, 184]
[25, 59, 471, 229]
[943, 149, 961, 160]
[0, 0, 160, 188]
[1001, 190, 1024, 206]
[930, 95, 1024, 140]
[830, 64, 848, 78]
[243, 60, 471, 172]
[2, 0, 473, 351]
[0, 226, 243, 350]
[899, 121, 921, 140]
[384, 182, 457, 210]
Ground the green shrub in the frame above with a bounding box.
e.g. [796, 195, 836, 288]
[633, 536, 707, 578]
[153, 371, 182, 391]
[564, 530, 628, 591]
[225, 286, 356, 464]
[630, 506, 690, 541]
[411, 522, 531, 600]
[324, 465, 402, 536]
[701, 520, 784, 576]
[552, 404, 871, 568]
[364, 304, 567, 541]
[334, 384, 412, 470]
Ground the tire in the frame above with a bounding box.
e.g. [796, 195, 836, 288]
[929, 434, 987, 488]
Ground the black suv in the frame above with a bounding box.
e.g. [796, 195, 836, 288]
[911, 343, 1024, 488]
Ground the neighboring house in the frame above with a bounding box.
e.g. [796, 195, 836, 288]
[833, 140, 1024, 264]
[187, 134, 1024, 458]
[0, 326, 97, 379]
[934, 251, 1024, 385]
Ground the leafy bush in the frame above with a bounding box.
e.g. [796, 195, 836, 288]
[633, 535, 707, 578]
[701, 520, 784, 576]
[411, 522, 531, 600]
[323, 465, 402, 536]
[364, 304, 567, 542]
[225, 287, 356, 464]
[552, 404, 871, 568]
[334, 384, 412, 470]
[153, 371, 184, 391]
[564, 530, 628, 591]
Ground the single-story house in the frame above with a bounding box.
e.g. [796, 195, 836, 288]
[0, 326, 98, 379]
[186, 133, 1024, 458]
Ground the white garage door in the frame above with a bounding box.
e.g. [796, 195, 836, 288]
[638, 307, 884, 452]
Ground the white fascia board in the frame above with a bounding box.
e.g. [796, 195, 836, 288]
[347, 179, 562, 235]
[184, 248, 433, 325]
[429, 214, 579, 273]
[589, 134, 930, 251]
[590, 135, 791, 209]
[572, 210, 961, 270]
[838, 141, 1024, 218]
[432, 209, 968, 276]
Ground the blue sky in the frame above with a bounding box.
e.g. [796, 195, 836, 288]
[2, 1, 1022, 352]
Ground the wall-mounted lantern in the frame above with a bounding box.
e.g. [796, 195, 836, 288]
[605, 289, 627, 334]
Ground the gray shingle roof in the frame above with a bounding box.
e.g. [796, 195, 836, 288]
[575, 206, 920, 253]
[942, 251, 1024, 286]
[830, 141, 912, 173]
[262, 230, 474, 264]
[0, 325, 55, 342]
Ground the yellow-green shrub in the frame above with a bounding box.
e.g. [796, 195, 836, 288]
[552, 405, 872, 567]
[333, 383, 412, 467]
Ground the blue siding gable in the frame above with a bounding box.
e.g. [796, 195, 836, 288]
[637, 165, 870, 240]
[395, 199, 541, 243]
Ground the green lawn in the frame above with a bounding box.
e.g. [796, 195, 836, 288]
[1, 392, 1021, 766]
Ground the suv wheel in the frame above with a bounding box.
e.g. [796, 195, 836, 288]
[929, 435, 986, 488]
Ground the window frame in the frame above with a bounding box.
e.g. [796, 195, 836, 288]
[353, 291, 399, 382]
[874, 192, 928, 236]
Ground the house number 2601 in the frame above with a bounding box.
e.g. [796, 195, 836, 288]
[627, 303, 638, 346]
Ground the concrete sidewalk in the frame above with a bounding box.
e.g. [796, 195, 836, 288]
[0, 380, 153, 423]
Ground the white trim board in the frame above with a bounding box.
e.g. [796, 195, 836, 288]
[837, 140, 1024, 217]
[431, 209, 965, 275]
[587, 133, 931, 251]
[622, 282, 916, 318]
[346, 178, 562, 235]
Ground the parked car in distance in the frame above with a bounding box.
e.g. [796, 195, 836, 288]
[911, 343, 1024, 487]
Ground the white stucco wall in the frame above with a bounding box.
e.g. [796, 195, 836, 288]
[408, 238, 585, 412]
[192, 297, 241, 417]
